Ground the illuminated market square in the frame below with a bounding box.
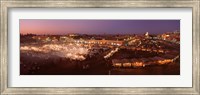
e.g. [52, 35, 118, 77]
[20, 20, 180, 75]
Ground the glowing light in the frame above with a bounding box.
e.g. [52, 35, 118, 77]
[20, 43, 89, 61]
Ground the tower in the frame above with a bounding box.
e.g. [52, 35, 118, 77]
[145, 32, 149, 38]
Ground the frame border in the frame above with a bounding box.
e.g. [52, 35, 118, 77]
[1, 0, 199, 94]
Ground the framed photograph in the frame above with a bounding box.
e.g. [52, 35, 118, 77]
[1, 0, 199, 94]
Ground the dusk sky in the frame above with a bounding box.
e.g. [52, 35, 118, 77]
[20, 20, 180, 35]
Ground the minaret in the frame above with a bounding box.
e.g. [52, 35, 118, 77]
[145, 32, 149, 38]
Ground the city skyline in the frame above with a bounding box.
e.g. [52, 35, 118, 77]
[20, 19, 180, 75]
[20, 20, 180, 35]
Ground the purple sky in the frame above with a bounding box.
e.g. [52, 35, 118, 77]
[20, 20, 180, 35]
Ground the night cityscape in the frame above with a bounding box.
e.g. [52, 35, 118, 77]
[20, 20, 180, 75]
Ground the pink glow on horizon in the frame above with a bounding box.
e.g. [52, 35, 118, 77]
[20, 20, 82, 35]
